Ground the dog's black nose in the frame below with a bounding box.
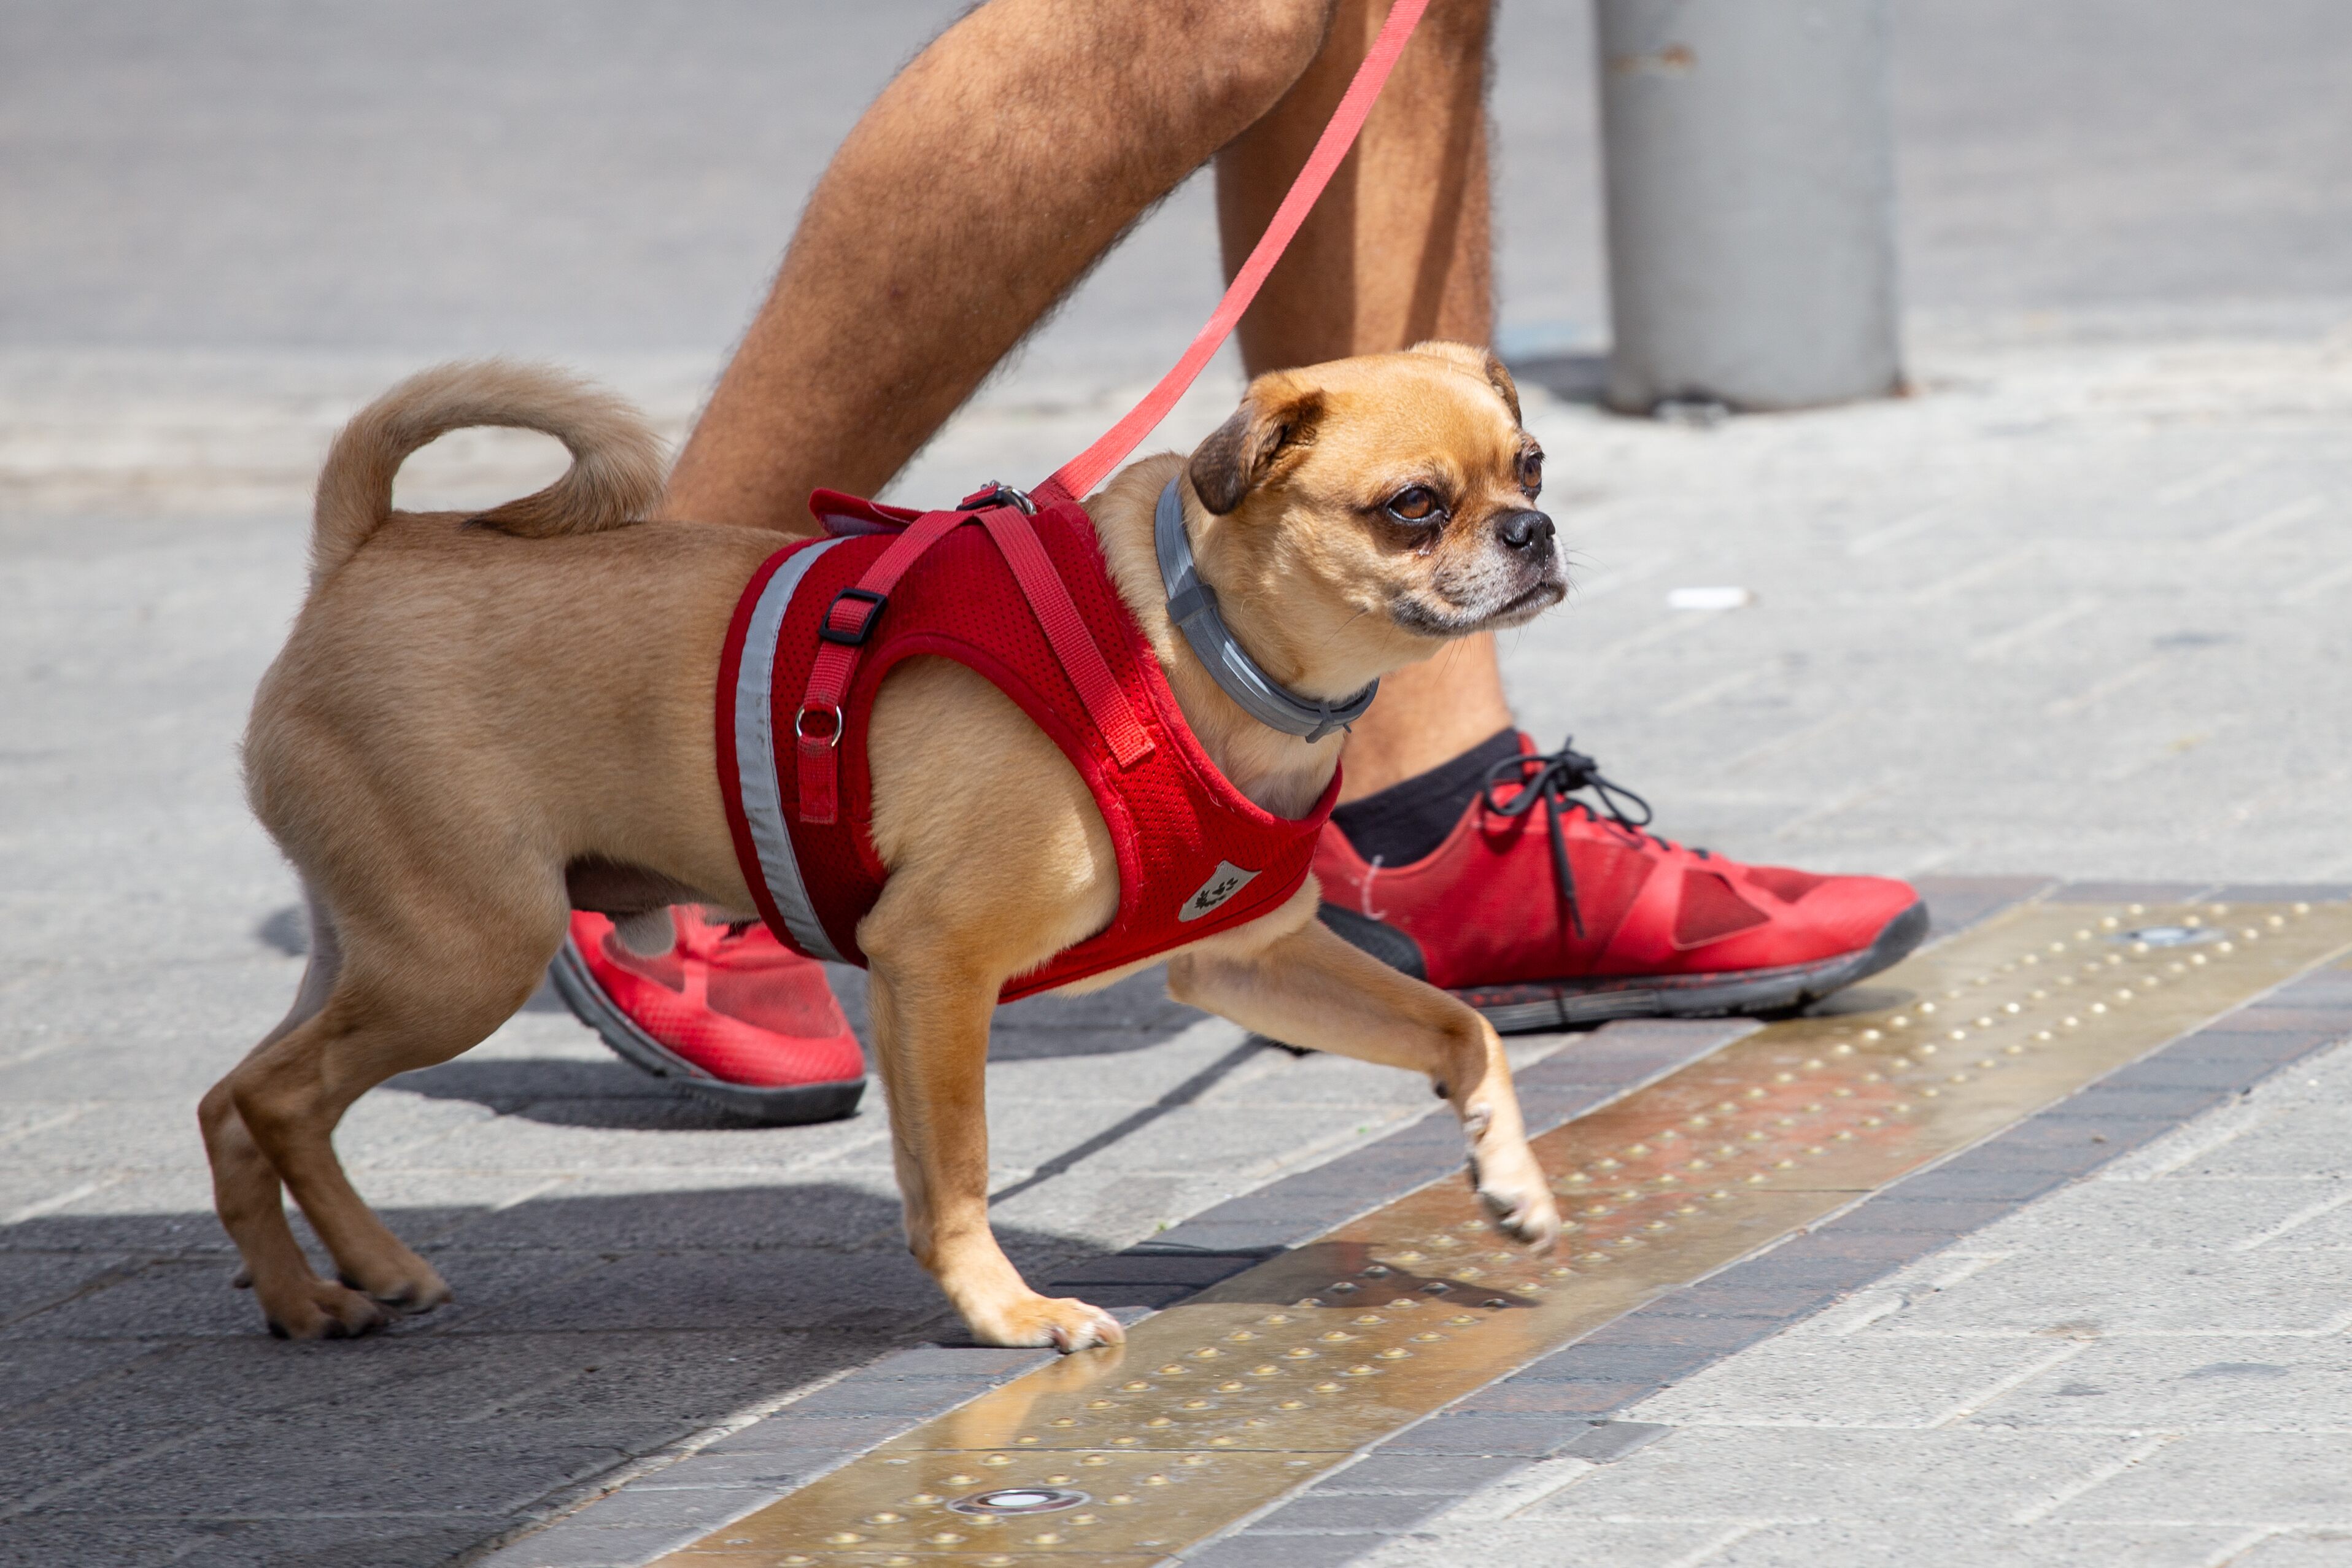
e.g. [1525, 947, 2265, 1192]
[1496, 508, 1554, 553]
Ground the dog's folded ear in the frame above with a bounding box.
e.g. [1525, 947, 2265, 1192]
[1188, 376, 1328, 516]
[1407, 339, 1521, 426]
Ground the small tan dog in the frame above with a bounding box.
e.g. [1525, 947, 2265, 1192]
[204, 343, 1566, 1349]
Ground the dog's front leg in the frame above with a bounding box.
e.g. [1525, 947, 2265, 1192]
[1169, 914, 1560, 1247]
[861, 954, 1125, 1352]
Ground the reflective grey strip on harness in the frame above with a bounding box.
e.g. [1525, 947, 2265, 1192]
[1155, 477, 1377, 743]
[733, 538, 847, 962]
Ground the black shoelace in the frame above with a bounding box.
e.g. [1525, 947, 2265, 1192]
[1481, 735, 1692, 940]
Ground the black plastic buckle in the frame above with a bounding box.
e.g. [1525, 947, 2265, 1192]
[956, 481, 1037, 516]
[819, 587, 888, 646]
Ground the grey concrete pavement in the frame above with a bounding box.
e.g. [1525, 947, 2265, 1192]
[1363, 1020, 2352, 1567]
[9, 315, 2349, 1566]
[9, 2, 2352, 366]
[7, 2, 2352, 1565]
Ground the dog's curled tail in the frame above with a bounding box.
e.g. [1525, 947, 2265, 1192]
[309, 359, 667, 585]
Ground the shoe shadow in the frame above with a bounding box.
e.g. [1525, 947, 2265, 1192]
[385, 964, 1212, 1131]
[1799, 984, 1917, 1018]
[387, 1056, 779, 1130]
[814, 962, 1217, 1064]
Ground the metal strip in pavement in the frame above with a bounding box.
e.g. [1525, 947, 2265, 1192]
[1202, 927, 2352, 1564]
[643, 894, 2352, 1567]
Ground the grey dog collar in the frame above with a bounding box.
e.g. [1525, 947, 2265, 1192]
[1155, 477, 1377, 743]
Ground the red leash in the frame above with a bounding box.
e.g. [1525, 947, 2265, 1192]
[789, 0, 1429, 820]
[1035, 0, 1432, 505]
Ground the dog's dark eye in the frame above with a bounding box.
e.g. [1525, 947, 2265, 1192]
[1385, 485, 1444, 524]
[1517, 449, 1544, 496]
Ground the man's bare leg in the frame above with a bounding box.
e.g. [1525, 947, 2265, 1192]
[1215, 0, 1514, 801]
[667, 0, 1512, 782]
[662, 0, 1344, 528]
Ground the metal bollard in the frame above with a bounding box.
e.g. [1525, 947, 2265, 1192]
[1595, 0, 1902, 414]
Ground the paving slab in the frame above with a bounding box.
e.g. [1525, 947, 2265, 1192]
[1640, 1520, 2257, 1568]
[1624, 1336, 2082, 1429]
[1973, 1337, 2352, 1434]
[1355, 1011, 2352, 1566]
[2062, 1432, 2352, 1527]
[2237, 1533, 2352, 1567]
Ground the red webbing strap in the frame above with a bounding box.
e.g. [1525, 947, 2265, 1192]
[1035, 0, 1429, 506]
[794, 506, 1155, 824]
[795, 509, 967, 824]
[972, 507, 1153, 767]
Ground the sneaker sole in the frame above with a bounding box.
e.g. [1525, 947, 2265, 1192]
[546, 939, 866, 1126]
[1453, 900, 1932, 1033]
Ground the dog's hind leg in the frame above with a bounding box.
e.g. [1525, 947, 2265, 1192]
[207, 868, 566, 1339]
[200, 884, 342, 1303]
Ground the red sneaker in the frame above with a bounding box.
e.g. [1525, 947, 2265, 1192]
[549, 907, 865, 1123]
[1313, 735, 1927, 1032]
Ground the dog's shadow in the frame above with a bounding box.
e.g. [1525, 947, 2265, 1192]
[263, 895, 1213, 1129]
[5, 1186, 1105, 1566]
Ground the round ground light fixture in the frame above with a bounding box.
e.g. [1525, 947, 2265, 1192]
[948, 1487, 1091, 1517]
[2115, 925, 2222, 948]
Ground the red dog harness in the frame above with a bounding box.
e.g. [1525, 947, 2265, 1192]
[711, 0, 1429, 1000]
[714, 488, 1339, 998]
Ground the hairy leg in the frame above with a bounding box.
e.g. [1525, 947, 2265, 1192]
[662, 0, 1345, 530]
[1216, 0, 1516, 797]
[1168, 913, 1557, 1245]
[667, 0, 1511, 790]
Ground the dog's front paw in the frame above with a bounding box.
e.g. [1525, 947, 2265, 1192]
[1479, 1179, 1560, 1249]
[967, 1292, 1127, 1353]
[1468, 1140, 1560, 1248]
[259, 1277, 392, 1341]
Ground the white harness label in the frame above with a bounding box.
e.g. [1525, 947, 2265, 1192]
[1180, 860, 1260, 922]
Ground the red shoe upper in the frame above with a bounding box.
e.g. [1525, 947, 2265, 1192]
[568, 908, 864, 1087]
[1312, 735, 1919, 991]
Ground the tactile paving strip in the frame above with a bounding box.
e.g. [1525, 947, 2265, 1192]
[653, 897, 2352, 1568]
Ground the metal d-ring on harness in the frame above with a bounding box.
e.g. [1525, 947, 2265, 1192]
[1154, 478, 1377, 743]
[789, 479, 1156, 826]
[1481, 737, 1666, 939]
